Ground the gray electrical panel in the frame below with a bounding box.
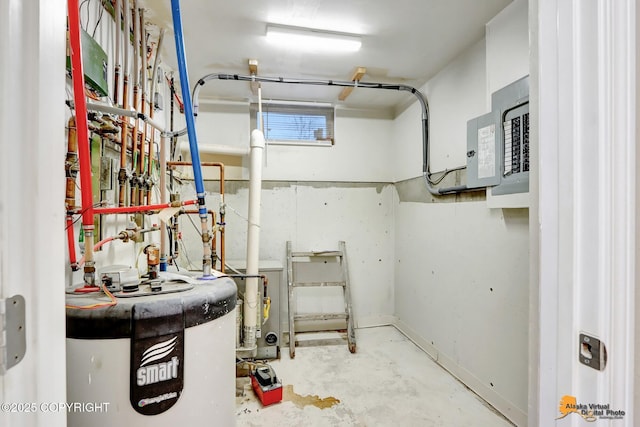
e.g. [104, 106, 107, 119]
[467, 112, 501, 188]
[466, 76, 530, 195]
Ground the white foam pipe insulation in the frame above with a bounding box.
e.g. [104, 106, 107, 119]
[242, 128, 265, 351]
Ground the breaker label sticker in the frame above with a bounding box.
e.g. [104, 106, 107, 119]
[477, 124, 495, 179]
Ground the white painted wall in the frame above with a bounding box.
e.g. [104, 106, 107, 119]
[175, 142, 396, 328]
[170, 91, 397, 327]
[179, 106, 395, 182]
[0, 1, 67, 426]
[261, 110, 394, 182]
[393, 1, 530, 425]
[486, 0, 530, 97]
[392, 39, 487, 181]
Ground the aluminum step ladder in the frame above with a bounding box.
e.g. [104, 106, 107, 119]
[286, 241, 356, 358]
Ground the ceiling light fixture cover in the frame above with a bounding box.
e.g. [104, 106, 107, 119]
[265, 24, 362, 52]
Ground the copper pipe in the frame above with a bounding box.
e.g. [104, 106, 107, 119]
[114, 70, 121, 107]
[118, 75, 129, 207]
[130, 2, 140, 205]
[118, 0, 130, 207]
[169, 161, 226, 273]
[167, 161, 225, 195]
[129, 95, 139, 206]
[145, 110, 154, 205]
[65, 117, 78, 212]
[65, 117, 78, 271]
[181, 209, 221, 271]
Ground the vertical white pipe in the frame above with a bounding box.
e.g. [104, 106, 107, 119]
[132, 3, 139, 89]
[123, 0, 129, 77]
[114, 0, 120, 99]
[159, 133, 167, 268]
[243, 129, 265, 350]
[257, 84, 263, 132]
[140, 9, 147, 99]
[150, 28, 165, 107]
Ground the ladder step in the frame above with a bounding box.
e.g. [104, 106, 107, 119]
[294, 313, 348, 321]
[287, 240, 356, 358]
[291, 251, 343, 257]
[292, 281, 346, 287]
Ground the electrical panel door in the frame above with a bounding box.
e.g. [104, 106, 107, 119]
[467, 112, 501, 188]
[466, 76, 529, 196]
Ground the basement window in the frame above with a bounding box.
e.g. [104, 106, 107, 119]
[250, 102, 335, 146]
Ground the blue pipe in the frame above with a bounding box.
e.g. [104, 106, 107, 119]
[170, 0, 207, 217]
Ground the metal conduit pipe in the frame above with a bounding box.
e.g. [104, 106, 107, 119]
[175, 73, 474, 195]
[170, 0, 212, 278]
[68, 0, 97, 285]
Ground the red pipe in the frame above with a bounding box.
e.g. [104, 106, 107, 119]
[67, 0, 95, 228]
[77, 236, 116, 268]
[67, 216, 79, 271]
[93, 199, 197, 215]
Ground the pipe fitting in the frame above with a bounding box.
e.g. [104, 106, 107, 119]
[83, 262, 96, 286]
[125, 222, 139, 241]
[117, 168, 128, 184]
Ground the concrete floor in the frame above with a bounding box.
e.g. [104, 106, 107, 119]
[236, 326, 514, 426]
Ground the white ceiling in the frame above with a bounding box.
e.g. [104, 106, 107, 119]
[140, 0, 512, 112]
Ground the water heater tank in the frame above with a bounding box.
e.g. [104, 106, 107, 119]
[65, 273, 237, 426]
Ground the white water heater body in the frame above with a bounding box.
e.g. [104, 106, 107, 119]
[65, 274, 237, 426]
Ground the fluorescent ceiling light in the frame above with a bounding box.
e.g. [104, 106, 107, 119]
[266, 24, 362, 52]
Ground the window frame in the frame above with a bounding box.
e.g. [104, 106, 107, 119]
[250, 101, 336, 147]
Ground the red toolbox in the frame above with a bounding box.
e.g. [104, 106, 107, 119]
[250, 366, 283, 406]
